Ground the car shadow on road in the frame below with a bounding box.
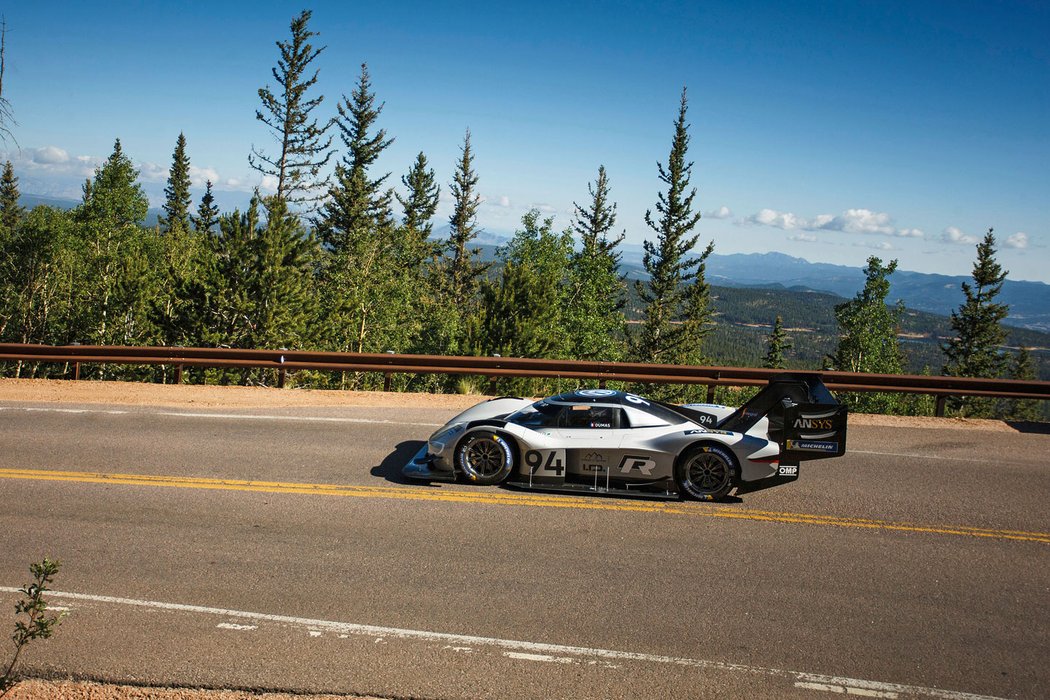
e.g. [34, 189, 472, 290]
[371, 440, 431, 485]
[1006, 420, 1050, 435]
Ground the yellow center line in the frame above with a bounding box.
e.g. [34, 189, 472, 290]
[2, 467, 1047, 545]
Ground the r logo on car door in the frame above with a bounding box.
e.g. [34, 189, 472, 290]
[618, 455, 656, 475]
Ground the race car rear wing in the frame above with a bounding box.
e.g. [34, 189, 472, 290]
[716, 373, 847, 461]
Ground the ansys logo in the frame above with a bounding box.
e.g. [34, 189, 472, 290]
[793, 417, 835, 430]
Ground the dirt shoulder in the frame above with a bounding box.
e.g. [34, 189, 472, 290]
[0, 377, 1018, 432]
[6, 679, 381, 700]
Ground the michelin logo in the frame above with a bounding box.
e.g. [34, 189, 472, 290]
[786, 440, 839, 453]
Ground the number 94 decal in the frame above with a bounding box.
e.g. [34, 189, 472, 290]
[524, 449, 566, 477]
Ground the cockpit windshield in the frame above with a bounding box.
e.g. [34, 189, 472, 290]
[506, 401, 562, 428]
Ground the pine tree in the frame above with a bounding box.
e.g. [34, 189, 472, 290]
[249, 10, 334, 208]
[942, 229, 1009, 379]
[1003, 347, 1039, 421]
[158, 133, 192, 234]
[829, 257, 905, 413]
[566, 165, 626, 361]
[413, 131, 486, 362]
[205, 199, 263, 351]
[72, 139, 162, 358]
[0, 160, 24, 233]
[480, 210, 573, 358]
[319, 63, 394, 251]
[445, 129, 486, 308]
[633, 88, 714, 378]
[397, 151, 440, 240]
[192, 180, 220, 234]
[763, 315, 791, 369]
[157, 140, 209, 350]
[203, 195, 319, 381]
[942, 229, 1010, 416]
[251, 196, 320, 354]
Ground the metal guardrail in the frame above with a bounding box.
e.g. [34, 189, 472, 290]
[1, 343, 1048, 416]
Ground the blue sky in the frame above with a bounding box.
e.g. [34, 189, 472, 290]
[2, 1, 1048, 281]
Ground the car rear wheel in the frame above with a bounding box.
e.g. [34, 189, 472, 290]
[456, 431, 515, 485]
[675, 444, 738, 501]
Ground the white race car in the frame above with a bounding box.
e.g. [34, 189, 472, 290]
[403, 374, 848, 501]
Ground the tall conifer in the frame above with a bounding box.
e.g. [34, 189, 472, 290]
[74, 139, 161, 355]
[319, 63, 394, 250]
[192, 180, 220, 233]
[942, 229, 1010, 416]
[445, 129, 485, 308]
[249, 10, 333, 208]
[0, 160, 23, 233]
[566, 165, 626, 361]
[159, 133, 192, 234]
[633, 88, 713, 375]
[397, 151, 440, 240]
[763, 315, 792, 369]
[942, 229, 1009, 379]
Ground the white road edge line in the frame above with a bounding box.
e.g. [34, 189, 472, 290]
[0, 587, 1002, 700]
[0, 406, 442, 428]
[851, 449, 993, 464]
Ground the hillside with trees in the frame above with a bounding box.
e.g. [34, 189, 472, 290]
[0, 11, 1044, 420]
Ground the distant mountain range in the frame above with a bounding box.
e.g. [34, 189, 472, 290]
[20, 196, 1049, 331]
[690, 251, 1050, 332]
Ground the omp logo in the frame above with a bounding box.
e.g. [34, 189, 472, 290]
[618, 455, 656, 476]
[793, 418, 834, 430]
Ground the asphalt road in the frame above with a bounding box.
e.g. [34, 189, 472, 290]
[1, 401, 1048, 699]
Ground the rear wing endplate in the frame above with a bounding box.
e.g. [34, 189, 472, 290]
[716, 373, 848, 461]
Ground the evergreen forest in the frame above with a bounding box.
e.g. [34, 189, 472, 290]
[0, 11, 1043, 420]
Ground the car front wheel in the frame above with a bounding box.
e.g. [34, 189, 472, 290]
[675, 444, 738, 501]
[456, 431, 515, 485]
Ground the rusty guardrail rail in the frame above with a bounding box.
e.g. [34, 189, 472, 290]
[1, 343, 1047, 416]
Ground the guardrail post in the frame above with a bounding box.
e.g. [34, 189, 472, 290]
[384, 350, 394, 392]
[74, 362, 80, 380]
[706, 384, 716, 403]
[277, 354, 286, 389]
[935, 395, 947, 417]
[598, 379, 606, 389]
[175, 364, 183, 384]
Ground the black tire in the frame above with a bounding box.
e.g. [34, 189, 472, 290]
[456, 431, 515, 485]
[675, 444, 739, 501]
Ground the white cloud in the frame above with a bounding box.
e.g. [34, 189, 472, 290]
[819, 208, 896, 235]
[743, 208, 809, 229]
[188, 165, 220, 187]
[896, 228, 924, 238]
[532, 202, 558, 214]
[942, 226, 978, 245]
[138, 161, 168, 182]
[1004, 232, 1029, 249]
[853, 240, 894, 250]
[497, 195, 511, 208]
[706, 205, 731, 219]
[788, 232, 817, 243]
[33, 146, 70, 164]
[743, 206, 924, 238]
[258, 175, 279, 193]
